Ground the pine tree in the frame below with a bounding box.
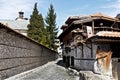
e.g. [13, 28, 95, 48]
[45, 4, 58, 50]
[27, 3, 44, 43]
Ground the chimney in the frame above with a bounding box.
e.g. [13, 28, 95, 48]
[19, 11, 24, 19]
[15, 11, 28, 20]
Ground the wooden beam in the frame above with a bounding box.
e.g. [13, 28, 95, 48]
[75, 47, 77, 57]
[86, 44, 92, 49]
[78, 46, 82, 50]
[82, 45, 84, 57]
[91, 43, 93, 58]
[80, 42, 92, 49]
[110, 21, 116, 28]
[92, 20, 94, 34]
[74, 58, 96, 60]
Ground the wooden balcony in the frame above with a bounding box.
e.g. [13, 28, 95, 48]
[94, 27, 120, 34]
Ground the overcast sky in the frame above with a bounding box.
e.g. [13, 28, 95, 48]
[0, 0, 120, 35]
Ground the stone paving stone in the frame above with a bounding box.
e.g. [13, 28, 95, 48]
[5, 59, 79, 80]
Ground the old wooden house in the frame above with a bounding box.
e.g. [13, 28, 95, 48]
[58, 13, 120, 80]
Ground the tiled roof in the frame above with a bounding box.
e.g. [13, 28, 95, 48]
[73, 17, 93, 24]
[91, 13, 112, 18]
[73, 13, 118, 25]
[90, 12, 117, 20]
[96, 31, 120, 37]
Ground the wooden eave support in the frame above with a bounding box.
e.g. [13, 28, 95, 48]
[80, 41, 92, 49]
[110, 20, 117, 28]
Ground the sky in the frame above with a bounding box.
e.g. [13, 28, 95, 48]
[0, 0, 120, 35]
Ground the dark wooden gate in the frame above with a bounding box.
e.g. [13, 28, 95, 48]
[66, 56, 70, 67]
[110, 43, 120, 80]
[118, 61, 120, 80]
[63, 56, 66, 63]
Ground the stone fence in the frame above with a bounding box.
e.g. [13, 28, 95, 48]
[0, 23, 58, 79]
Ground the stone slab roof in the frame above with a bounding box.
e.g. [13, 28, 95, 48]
[0, 20, 29, 29]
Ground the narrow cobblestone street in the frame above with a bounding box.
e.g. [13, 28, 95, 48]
[5, 58, 79, 80]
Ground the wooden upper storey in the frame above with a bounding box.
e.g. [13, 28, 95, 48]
[58, 13, 120, 42]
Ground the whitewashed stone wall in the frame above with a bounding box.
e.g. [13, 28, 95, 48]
[0, 28, 57, 79]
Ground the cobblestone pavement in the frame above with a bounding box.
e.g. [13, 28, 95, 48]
[5, 58, 79, 80]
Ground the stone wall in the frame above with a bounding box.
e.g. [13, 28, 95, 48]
[0, 25, 57, 79]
